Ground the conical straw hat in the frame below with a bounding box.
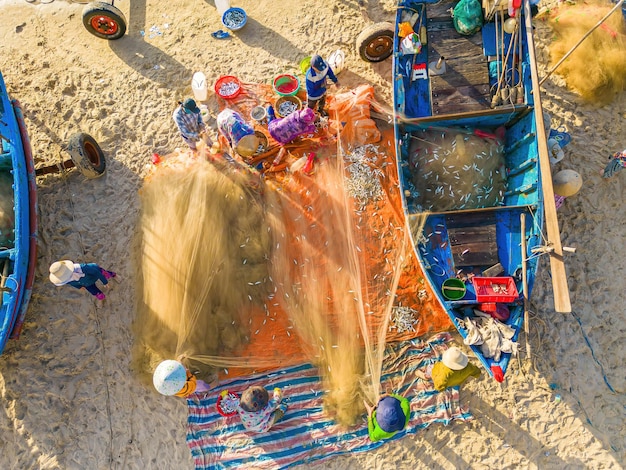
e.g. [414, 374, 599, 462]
[553, 169, 582, 197]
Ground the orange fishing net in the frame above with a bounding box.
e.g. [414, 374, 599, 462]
[132, 82, 451, 425]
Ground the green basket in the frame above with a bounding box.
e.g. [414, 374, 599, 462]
[273, 74, 300, 97]
[441, 278, 467, 301]
[299, 56, 311, 75]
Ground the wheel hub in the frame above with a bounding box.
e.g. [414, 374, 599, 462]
[90, 16, 119, 35]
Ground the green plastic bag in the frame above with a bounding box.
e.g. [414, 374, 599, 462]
[453, 0, 484, 36]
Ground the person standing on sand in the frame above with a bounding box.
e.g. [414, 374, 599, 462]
[305, 54, 339, 117]
[49, 260, 117, 307]
[601, 149, 626, 179]
[172, 98, 211, 151]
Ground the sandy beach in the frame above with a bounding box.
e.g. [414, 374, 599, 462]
[0, 0, 625, 468]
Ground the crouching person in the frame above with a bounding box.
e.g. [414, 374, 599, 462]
[364, 393, 410, 442]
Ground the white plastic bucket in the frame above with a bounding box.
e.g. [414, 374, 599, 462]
[192, 72, 208, 102]
[215, 0, 231, 16]
[199, 104, 210, 123]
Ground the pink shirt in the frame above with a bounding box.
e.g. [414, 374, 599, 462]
[237, 396, 282, 432]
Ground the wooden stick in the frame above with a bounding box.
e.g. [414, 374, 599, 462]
[538, 0, 624, 87]
[524, 2, 572, 313]
[520, 213, 532, 367]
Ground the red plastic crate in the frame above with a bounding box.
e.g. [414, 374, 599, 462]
[472, 276, 519, 303]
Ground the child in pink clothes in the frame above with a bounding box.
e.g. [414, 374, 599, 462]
[236, 385, 287, 433]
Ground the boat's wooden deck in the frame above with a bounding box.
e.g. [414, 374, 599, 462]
[426, 0, 492, 115]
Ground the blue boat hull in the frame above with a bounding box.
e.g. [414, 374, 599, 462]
[393, 0, 546, 380]
[0, 71, 37, 354]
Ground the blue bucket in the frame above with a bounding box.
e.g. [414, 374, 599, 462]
[222, 7, 247, 31]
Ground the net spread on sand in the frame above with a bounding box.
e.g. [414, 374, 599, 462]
[132, 83, 452, 426]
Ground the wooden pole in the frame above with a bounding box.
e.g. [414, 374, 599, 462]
[520, 213, 531, 365]
[539, 0, 625, 87]
[524, 1, 572, 313]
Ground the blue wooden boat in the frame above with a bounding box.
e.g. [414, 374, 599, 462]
[388, 0, 570, 381]
[0, 70, 38, 354]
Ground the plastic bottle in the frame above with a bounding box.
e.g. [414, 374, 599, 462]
[215, 0, 231, 16]
[191, 72, 208, 102]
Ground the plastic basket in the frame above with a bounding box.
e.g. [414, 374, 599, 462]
[441, 278, 467, 301]
[472, 276, 519, 303]
[275, 95, 302, 118]
[273, 74, 300, 97]
[222, 7, 247, 31]
[214, 75, 242, 99]
[299, 56, 311, 75]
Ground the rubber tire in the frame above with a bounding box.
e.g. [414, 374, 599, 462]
[67, 132, 106, 179]
[82, 2, 127, 40]
[356, 22, 394, 63]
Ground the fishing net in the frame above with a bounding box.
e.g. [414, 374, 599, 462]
[545, 0, 626, 104]
[132, 83, 452, 426]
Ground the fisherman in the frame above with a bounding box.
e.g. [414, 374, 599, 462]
[601, 148, 626, 179]
[153, 359, 213, 398]
[172, 98, 212, 151]
[266, 106, 317, 166]
[49, 259, 118, 307]
[305, 54, 339, 117]
[216, 108, 259, 160]
[429, 346, 482, 391]
[363, 393, 410, 442]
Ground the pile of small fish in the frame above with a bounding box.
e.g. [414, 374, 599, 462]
[344, 145, 384, 209]
[277, 100, 299, 117]
[389, 306, 419, 333]
[222, 9, 246, 29]
[218, 80, 240, 97]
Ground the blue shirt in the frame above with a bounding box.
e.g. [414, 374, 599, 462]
[305, 62, 338, 100]
[67, 263, 108, 289]
[172, 105, 205, 139]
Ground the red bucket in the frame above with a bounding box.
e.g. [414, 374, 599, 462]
[273, 74, 300, 97]
[214, 75, 242, 99]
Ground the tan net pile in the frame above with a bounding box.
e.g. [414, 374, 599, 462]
[545, 0, 626, 104]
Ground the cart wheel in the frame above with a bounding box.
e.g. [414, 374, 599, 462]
[356, 22, 394, 63]
[82, 2, 127, 40]
[67, 133, 106, 179]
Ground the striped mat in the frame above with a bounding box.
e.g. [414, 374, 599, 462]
[186, 332, 471, 469]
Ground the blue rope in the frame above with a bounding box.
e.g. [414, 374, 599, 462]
[570, 310, 617, 394]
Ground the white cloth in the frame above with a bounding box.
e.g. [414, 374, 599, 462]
[461, 310, 518, 361]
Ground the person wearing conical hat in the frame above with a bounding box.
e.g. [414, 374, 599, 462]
[430, 346, 481, 392]
[49, 260, 117, 307]
[152, 360, 213, 398]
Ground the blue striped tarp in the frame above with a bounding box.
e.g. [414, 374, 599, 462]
[186, 332, 471, 469]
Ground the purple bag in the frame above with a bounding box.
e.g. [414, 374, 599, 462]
[268, 108, 316, 145]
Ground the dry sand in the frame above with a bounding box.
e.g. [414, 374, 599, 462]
[0, 0, 625, 468]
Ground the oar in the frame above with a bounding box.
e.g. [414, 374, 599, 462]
[538, 0, 625, 87]
[524, 1, 571, 313]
